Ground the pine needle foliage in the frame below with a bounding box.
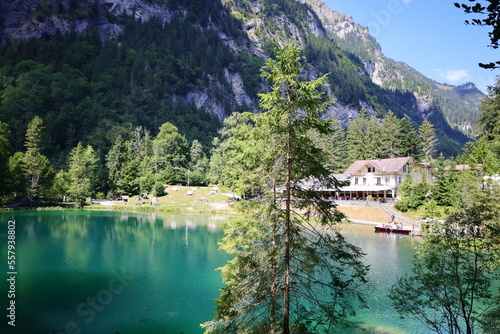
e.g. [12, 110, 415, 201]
[203, 45, 368, 334]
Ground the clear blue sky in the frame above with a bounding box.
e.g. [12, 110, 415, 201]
[323, 0, 498, 93]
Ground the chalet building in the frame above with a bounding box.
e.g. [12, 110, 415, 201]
[334, 157, 435, 201]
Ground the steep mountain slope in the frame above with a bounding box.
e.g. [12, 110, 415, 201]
[0, 0, 482, 158]
[303, 0, 485, 135]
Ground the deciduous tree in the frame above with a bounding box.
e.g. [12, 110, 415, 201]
[152, 122, 189, 185]
[208, 112, 266, 197]
[476, 79, 500, 164]
[391, 206, 500, 334]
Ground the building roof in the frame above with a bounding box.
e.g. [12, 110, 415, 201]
[332, 173, 350, 182]
[344, 157, 413, 175]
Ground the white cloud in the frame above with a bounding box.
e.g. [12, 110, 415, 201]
[402, 0, 413, 4]
[444, 69, 469, 82]
[434, 69, 469, 82]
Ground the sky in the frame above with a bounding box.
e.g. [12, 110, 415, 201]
[323, 0, 498, 93]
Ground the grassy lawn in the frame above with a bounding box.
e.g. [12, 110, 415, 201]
[85, 186, 409, 223]
[87, 185, 237, 213]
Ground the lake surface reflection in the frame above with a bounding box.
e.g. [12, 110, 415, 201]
[0, 211, 425, 334]
[339, 224, 424, 334]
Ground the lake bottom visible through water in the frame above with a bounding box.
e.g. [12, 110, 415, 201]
[0, 211, 428, 334]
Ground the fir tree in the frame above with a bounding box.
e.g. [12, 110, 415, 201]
[23, 116, 53, 199]
[431, 154, 458, 207]
[68, 142, 98, 203]
[419, 119, 438, 160]
[346, 109, 373, 162]
[188, 139, 208, 186]
[308, 117, 347, 173]
[380, 110, 402, 158]
[399, 118, 422, 159]
[204, 45, 368, 334]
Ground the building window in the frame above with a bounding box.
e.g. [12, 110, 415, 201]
[398, 177, 402, 185]
[376, 178, 381, 185]
[363, 178, 367, 185]
[385, 177, 390, 184]
[354, 178, 358, 185]
[402, 165, 407, 173]
[367, 167, 375, 173]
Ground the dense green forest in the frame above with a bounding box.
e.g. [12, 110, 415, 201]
[0, 0, 474, 158]
[0, 79, 498, 206]
[0, 0, 491, 205]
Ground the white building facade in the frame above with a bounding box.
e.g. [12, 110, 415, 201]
[335, 157, 434, 201]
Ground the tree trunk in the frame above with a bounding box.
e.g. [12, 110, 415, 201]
[283, 129, 292, 334]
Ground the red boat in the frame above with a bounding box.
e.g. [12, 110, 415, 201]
[374, 224, 412, 235]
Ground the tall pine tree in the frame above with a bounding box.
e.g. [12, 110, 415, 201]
[380, 110, 402, 158]
[68, 142, 98, 203]
[23, 116, 53, 199]
[204, 45, 368, 334]
[399, 118, 422, 159]
[346, 109, 373, 162]
[419, 119, 438, 160]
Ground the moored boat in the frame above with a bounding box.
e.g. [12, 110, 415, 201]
[374, 223, 412, 235]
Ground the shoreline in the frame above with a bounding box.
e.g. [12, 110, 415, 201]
[0, 204, 397, 227]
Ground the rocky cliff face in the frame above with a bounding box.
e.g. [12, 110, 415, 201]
[0, 0, 176, 45]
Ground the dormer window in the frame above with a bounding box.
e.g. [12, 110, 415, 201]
[367, 167, 375, 173]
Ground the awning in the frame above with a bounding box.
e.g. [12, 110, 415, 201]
[338, 185, 394, 192]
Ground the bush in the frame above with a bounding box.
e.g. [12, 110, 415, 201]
[151, 182, 165, 197]
[95, 192, 106, 199]
[394, 199, 409, 212]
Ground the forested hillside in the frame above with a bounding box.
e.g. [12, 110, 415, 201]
[0, 0, 486, 203]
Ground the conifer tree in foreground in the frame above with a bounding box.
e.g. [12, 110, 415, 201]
[203, 45, 368, 334]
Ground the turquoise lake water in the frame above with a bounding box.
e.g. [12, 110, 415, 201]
[0, 210, 427, 334]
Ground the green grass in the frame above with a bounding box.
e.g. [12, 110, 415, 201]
[88, 185, 237, 214]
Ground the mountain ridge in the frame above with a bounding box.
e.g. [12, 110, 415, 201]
[302, 0, 484, 134]
[0, 0, 483, 156]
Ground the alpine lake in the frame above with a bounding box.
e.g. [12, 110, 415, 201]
[0, 210, 428, 334]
